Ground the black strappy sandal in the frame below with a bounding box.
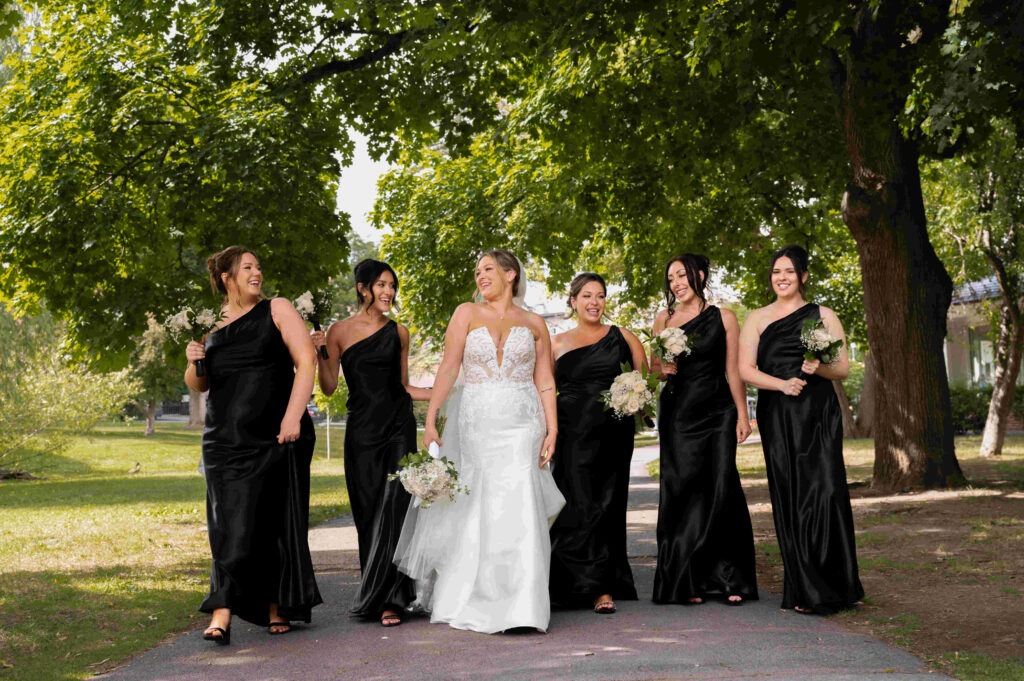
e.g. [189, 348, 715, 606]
[202, 626, 231, 645]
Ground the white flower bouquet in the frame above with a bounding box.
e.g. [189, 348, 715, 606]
[600, 362, 660, 431]
[293, 290, 333, 360]
[647, 326, 692, 364]
[388, 442, 469, 508]
[165, 306, 224, 376]
[800, 318, 844, 365]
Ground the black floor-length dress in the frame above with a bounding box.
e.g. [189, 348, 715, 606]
[340, 319, 417, 617]
[653, 306, 758, 603]
[756, 303, 864, 613]
[200, 298, 322, 625]
[550, 326, 638, 605]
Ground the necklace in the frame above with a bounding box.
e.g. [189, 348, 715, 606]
[485, 301, 509, 320]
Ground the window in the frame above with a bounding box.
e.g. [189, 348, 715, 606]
[968, 327, 994, 388]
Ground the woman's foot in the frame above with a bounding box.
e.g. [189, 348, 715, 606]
[726, 594, 744, 606]
[794, 605, 814, 614]
[593, 595, 616, 614]
[380, 609, 402, 627]
[203, 608, 231, 645]
[268, 603, 293, 635]
[686, 596, 704, 605]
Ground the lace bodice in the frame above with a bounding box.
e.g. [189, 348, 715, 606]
[463, 326, 536, 386]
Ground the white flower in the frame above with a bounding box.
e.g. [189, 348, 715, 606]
[195, 308, 217, 328]
[294, 291, 315, 317]
[166, 309, 193, 337]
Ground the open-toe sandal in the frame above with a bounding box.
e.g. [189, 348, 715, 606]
[202, 626, 231, 645]
[593, 600, 616, 614]
[380, 613, 402, 627]
[268, 620, 293, 635]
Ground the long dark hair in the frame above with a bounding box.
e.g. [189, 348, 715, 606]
[664, 253, 710, 318]
[768, 244, 809, 299]
[567, 272, 607, 318]
[353, 259, 399, 309]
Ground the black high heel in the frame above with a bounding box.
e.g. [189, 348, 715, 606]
[203, 626, 231, 645]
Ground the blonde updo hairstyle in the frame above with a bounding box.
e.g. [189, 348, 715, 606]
[477, 248, 523, 299]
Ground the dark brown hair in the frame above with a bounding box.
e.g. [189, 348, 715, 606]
[768, 244, 809, 298]
[477, 249, 522, 298]
[207, 246, 257, 298]
[567, 272, 607, 318]
[664, 253, 710, 318]
[354, 258, 400, 309]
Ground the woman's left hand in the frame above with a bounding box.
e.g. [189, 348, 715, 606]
[801, 358, 821, 375]
[736, 418, 752, 444]
[538, 431, 557, 468]
[277, 416, 302, 444]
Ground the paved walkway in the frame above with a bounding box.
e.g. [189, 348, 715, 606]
[99, 446, 951, 681]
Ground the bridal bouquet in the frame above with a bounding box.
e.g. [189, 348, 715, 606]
[800, 318, 844, 365]
[293, 290, 332, 360]
[647, 327, 692, 364]
[165, 306, 224, 377]
[388, 442, 469, 509]
[601, 362, 660, 430]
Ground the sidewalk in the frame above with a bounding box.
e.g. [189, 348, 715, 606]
[99, 445, 951, 681]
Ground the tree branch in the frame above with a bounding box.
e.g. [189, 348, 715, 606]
[296, 30, 411, 86]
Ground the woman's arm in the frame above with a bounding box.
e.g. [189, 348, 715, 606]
[619, 327, 649, 373]
[650, 309, 676, 380]
[398, 323, 432, 401]
[532, 316, 558, 468]
[313, 321, 345, 396]
[423, 303, 473, 448]
[271, 298, 317, 443]
[184, 340, 208, 393]
[721, 309, 752, 443]
[801, 307, 850, 380]
[738, 308, 806, 396]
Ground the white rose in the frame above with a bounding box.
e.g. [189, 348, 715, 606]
[294, 291, 315, 316]
[195, 309, 217, 327]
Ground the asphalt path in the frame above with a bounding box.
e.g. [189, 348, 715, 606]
[99, 446, 952, 681]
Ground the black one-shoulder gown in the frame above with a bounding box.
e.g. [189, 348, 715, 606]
[756, 303, 863, 613]
[340, 319, 416, 617]
[550, 326, 638, 605]
[653, 306, 758, 603]
[200, 298, 322, 625]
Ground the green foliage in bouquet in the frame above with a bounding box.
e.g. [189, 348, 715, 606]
[800, 318, 844, 365]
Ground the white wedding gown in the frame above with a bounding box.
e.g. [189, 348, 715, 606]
[394, 325, 565, 633]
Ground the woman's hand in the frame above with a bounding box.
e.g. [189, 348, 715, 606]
[660, 361, 677, 378]
[736, 418, 752, 444]
[801, 357, 821, 375]
[186, 340, 205, 363]
[780, 377, 807, 396]
[538, 430, 557, 468]
[310, 329, 326, 352]
[424, 423, 443, 449]
[277, 415, 302, 444]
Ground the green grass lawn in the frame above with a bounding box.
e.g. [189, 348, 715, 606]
[0, 420, 349, 681]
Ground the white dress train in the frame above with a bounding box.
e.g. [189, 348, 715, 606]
[394, 326, 565, 633]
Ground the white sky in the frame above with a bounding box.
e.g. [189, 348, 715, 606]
[336, 130, 391, 245]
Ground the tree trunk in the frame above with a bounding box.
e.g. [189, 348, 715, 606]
[833, 380, 860, 439]
[187, 387, 206, 428]
[833, 6, 963, 490]
[144, 399, 156, 436]
[855, 351, 876, 439]
[978, 296, 1024, 457]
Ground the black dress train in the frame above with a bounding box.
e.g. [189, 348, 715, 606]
[756, 303, 863, 613]
[200, 298, 322, 625]
[340, 319, 417, 618]
[653, 306, 758, 604]
[550, 326, 638, 605]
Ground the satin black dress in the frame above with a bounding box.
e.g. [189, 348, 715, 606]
[550, 326, 638, 605]
[200, 298, 322, 625]
[340, 319, 417, 618]
[653, 306, 758, 604]
[756, 303, 864, 613]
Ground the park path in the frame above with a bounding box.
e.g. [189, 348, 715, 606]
[99, 446, 952, 681]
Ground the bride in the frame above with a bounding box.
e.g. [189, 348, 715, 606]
[394, 248, 565, 633]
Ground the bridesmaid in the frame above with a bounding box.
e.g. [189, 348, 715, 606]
[651, 253, 758, 606]
[549, 273, 646, 614]
[738, 244, 863, 614]
[185, 246, 322, 644]
[312, 259, 431, 627]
